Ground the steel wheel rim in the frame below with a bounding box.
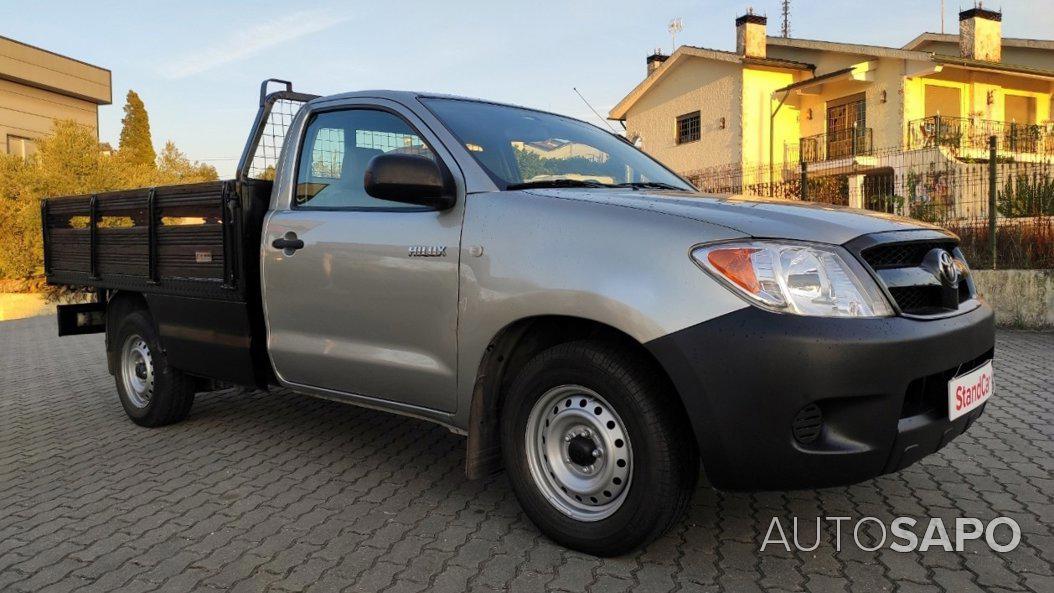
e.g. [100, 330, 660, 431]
[120, 334, 154, 409]
[524, 384, 633, 522]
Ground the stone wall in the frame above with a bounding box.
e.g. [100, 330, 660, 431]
[972, 269, 1054, 329]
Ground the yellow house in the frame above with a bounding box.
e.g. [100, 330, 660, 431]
[610, 8, 1054, 188]
[0, 35, 111, 158]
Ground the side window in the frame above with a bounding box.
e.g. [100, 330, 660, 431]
[676, 112, 701, 145]
[6, 135, 37, 159]
[295, 109, 436, 209]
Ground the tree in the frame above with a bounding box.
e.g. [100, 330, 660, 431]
[118, 90, 156, 167]
[157, 142, 218, 183]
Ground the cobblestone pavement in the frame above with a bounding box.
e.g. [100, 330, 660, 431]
[1, 315, 1051, 593]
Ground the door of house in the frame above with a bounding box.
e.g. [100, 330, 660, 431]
[922, 85, 964, 148]
[924, 85, 962, 118]
[1004, 95, 1038, 152]
[826, 93, 866, 159]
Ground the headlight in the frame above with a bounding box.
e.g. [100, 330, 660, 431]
[692, 241, 893, 318]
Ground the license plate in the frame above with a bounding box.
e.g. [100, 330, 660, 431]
[948, 360, 994, 421]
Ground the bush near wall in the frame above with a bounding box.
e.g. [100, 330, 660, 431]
[997, 171, 1054, 218]
[949, 218, 1054, 270]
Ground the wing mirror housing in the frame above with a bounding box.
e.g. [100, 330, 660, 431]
[364, 154, 456, 210]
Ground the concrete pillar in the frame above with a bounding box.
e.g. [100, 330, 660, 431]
[848, 174, 866, 209]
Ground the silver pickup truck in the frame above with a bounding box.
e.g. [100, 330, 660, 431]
[43, 80, 995, 556]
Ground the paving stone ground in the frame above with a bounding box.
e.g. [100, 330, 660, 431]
[0, 315, 1051, 593]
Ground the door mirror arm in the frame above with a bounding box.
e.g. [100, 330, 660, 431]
[364, 154, 456, 210]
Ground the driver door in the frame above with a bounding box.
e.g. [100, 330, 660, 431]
[261, 104, 463, 413]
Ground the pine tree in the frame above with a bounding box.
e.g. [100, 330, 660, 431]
[118, 90, 156, 167]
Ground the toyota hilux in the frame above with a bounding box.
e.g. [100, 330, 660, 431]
[41, 80, 995, 556]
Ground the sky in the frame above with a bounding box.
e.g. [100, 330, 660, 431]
[3, 0, 1052, 177]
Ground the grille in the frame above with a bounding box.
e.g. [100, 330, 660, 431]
[792, 404, 824, 444]
[861, 241, 956, 269]
[859, 239, 973, 316]
[901, 349, 994, 418]
[888, 286, 943, 314]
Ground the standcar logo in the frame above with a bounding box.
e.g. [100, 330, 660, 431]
[954, 369, 992, 414]
[761, 516, 1021, 553]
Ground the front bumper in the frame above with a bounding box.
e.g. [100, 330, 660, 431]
[646, 303, 995, 491]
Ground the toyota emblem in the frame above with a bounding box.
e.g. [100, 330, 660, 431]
[937, 250, 959, 288]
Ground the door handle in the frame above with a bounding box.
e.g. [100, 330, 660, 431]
[272, 233, 305, 252]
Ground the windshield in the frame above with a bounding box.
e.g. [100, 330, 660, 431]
[422, 98, 694, 191]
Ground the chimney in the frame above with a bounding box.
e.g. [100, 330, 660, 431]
[736, 10, 767, 59]
[646, 50, 669, 76]
[959, 5, 1002, 62]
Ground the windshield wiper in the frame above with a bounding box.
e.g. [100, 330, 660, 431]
[612, 182, 685, 191]
[506, 179, 614, 190]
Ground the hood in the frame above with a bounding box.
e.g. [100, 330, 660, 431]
[524, 188, 943, 245]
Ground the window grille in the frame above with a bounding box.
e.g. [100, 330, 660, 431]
[676, 112, 701, 144]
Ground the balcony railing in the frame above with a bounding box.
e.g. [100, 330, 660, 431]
[799, 127, 873, 163]
[907, 115, 1054, 156]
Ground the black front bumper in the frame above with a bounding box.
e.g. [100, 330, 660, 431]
[646, 303, 995, 491]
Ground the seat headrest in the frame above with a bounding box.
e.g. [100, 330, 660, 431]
[341, 147, 384, 180]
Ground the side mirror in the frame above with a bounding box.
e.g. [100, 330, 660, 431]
[364, 154, 455, 210]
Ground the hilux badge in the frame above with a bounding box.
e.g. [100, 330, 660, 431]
[408, 245, 447, 257]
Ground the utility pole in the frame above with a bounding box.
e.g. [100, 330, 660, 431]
[940, 0, 945, 34]
[988, 135, 997, 269]
[781, 0, 791, 37]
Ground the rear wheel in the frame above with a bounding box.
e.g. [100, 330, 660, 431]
[113, 310, 195, 427]
[501, 340, 698, 556]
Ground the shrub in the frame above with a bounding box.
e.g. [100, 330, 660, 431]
[865, 194, 903, 214]
[950, 218, 1054, 270]
[997, 172, 1054, 218]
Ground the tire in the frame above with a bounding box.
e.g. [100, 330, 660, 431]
[112, 309, 195, 427]
[501, 340, 698, 556]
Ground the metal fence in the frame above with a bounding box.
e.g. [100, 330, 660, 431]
[800, 127, 873, 164]
[684, 135, 1053, 270]
[907, 115, 1054, 156]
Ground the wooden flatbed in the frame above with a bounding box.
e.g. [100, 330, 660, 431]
[41, 79, 317, 388]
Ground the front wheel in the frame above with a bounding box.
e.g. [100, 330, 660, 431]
[113, 309, 195, 427]
[501, 340, 698, 556]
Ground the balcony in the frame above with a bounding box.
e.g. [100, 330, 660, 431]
[907, 116, 1054, 158]
[799, 127, 874, 164]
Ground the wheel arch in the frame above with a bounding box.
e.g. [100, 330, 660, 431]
[104, 291, 151, 375]
[464, 315, 697, 479]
